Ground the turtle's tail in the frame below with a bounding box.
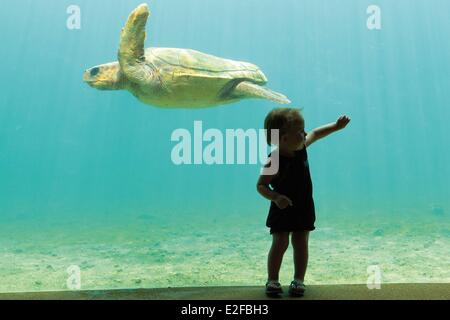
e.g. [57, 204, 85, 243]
[233, 81, 291, 105]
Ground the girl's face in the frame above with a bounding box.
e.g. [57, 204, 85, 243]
[281, 118, 307, 151]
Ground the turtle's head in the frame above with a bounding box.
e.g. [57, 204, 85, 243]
[83, 62, 125, 90]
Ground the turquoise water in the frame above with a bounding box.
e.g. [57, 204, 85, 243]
[0, 0, 449, 292]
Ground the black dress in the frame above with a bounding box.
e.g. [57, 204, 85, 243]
[265, 147, 316, 234]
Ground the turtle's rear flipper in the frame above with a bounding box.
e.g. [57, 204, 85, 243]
[118, 4, 151, 82]
[232, 81, 291, 104]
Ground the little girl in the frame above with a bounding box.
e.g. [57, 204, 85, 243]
[257, 108, 350, 297]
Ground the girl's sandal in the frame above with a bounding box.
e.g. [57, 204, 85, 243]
[288, 280, 305, 297]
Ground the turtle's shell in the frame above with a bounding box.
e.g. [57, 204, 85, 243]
[146, 48, 268, 83]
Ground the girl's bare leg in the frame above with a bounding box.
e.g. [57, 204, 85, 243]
[267, 232, 290, 281]
[291, 231, 309, 281]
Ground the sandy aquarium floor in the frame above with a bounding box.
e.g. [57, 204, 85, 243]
[0, 210, 449, 293]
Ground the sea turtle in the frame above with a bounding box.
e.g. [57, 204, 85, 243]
[83, 3, 290, 108]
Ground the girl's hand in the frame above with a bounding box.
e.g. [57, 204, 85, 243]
[336, 115, 351, 130]
[274, 194, 293, 210]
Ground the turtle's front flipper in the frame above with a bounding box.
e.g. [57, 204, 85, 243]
[118, 4, 151, 82]
[232, 81, 291, 104]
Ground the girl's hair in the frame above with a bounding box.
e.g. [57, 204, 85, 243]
[264, 108, 304, 145]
